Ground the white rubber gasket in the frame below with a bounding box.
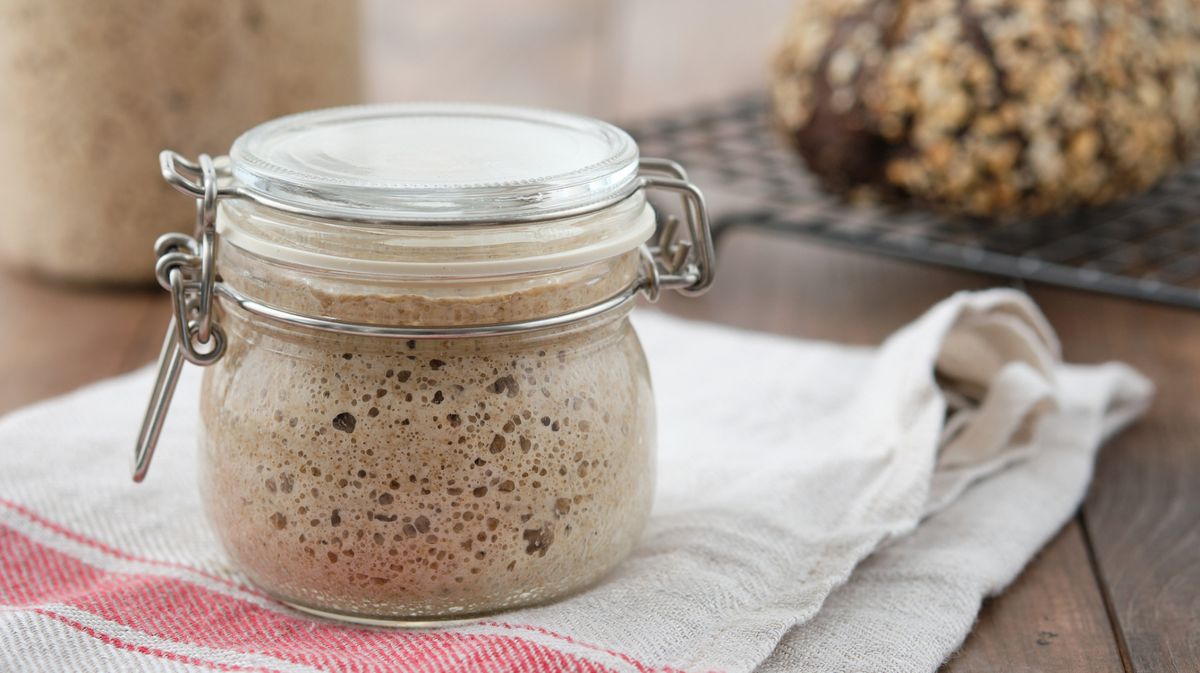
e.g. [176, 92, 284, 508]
[217, 201, 655, 277]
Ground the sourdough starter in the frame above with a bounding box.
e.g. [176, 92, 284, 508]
[198, 245, 656, 619]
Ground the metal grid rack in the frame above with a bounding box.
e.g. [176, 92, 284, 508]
[630, 95, 1200, 309]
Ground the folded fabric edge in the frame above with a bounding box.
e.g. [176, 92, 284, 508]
[755, 362, 1153, 673]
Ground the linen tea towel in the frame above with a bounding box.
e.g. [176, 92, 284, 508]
[0, 289, 1151, 672]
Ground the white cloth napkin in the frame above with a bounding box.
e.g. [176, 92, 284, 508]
[0, 289, 1151, 673]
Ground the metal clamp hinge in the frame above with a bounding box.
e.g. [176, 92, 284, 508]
[133, 153, 228, 482]
[636, 158, 716, 301]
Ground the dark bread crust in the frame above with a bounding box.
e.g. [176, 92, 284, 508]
[787, 4, 896, 197]
[771, 0, 1200, 217]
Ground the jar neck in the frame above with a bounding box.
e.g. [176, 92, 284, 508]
[217, 288, 637, 356]
[217, 242, 642, 328]
[213, 196, 651, 329]
[216, 190, 653, 276]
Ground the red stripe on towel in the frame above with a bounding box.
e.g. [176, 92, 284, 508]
[1, 523, 619, 673]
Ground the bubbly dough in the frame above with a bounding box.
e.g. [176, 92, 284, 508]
[199, 244, 655, 620]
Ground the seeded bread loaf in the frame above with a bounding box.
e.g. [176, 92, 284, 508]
[770, 0, 1200, 217]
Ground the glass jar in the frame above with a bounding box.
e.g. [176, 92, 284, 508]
[132, 104, 714, 624]
[0, 0, 360, 284]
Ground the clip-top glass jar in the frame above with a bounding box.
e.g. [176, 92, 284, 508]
[132, 104, 714, 624]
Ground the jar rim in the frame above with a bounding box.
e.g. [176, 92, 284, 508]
[229, 103, 641, 224]
[216, 190, 655, 278]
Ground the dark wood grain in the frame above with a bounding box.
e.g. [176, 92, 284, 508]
[120, 297, 173, 371]
[0, 270, 164, 415]
[1031, 288, 1200, 673]
[655, 227, 998, 342]
[942, 522, 1126, 673]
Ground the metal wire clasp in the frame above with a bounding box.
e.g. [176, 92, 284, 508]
[637, 158, 715, 301]
[132, 153, 229, 482]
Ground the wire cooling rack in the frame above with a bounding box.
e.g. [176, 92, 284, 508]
[630, 95, 1200, 309]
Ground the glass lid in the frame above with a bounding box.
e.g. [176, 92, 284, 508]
[228, 103, 641, 223]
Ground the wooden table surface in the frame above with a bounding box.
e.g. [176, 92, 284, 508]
[2, 2, 1197, 670]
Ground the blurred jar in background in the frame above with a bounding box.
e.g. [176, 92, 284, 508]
[0, 0, 360, 284]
